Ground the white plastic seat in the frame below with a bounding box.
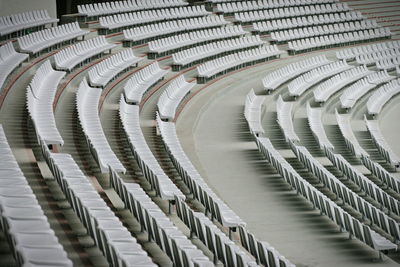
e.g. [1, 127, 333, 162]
[254, 136, 397, 254]
[88, 49, 142, 88]
[119, 97, 184, 200]
[26, 60, 66, 146]
[367, 78, 400, 116]
[17, 22, 89, 55]
[157, 75, 195, 121]
[109, 168, 211, 266]
[288, 60, 352, 97]
[156, 116, 245, 229]
[0, 125, 70, 266]
[76, 78, 125, 173]
[0, 10, 59, 37]
[244, 89, 265, 136]
[262, 55, 331, 91]
[0, 42, 28, 91]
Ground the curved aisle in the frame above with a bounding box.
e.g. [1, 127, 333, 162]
[378, 94, 400, 172]
[174, 50, 400, 266]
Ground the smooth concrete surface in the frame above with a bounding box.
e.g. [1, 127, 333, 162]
[175, 51, 400, 266]
[379, 95, 400, 162]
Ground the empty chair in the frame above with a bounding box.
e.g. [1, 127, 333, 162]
[365, 118, 400, 168]
[76, 78, 126, 173]
[109, 168, 212, 267]
[54, 36, 116, 71]
[0, 125, 72, 267]
[262, 55, 331, 91]
[367, 78, 400, 116]
[157, 75, 196, 121]
[123, 62, 168, 105]
[26, 60, 66, 146]
[17, 22, 89, 55]
[288, 60, 352, 97]
[0, 10, 59, 38]
[244, 89, 265, 136]
[88, 49, 142, 88]
[156, 115, 245, 231]
[0, 42, 28, 91]
[119, 97, 185, 201]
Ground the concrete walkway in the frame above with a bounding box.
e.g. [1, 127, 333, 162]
[175, 51, 400, 266]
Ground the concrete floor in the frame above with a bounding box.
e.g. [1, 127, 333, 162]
[175, 49, 400, 266]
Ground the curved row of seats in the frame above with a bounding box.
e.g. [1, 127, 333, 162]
[76, 78, 126, 173]
[335, 110, 368, 157]
[288, 60, 352, 97]
[197, 45, 283, 83]
[157, 86, 293, 266]
[121, 64, 289, 265]
[244, 89, 265, 136]
[234, 3, 351, 23]
[0, 125, 72, 267]
[54, 36, 116, 72]
[0, 10, 58, 38]
[174, 196, 258, 266]
[296, 144, 400, 242]
[306, 93, 400, 196]
[172, 35, 264, 70]
[367, 78, 400, 116]
[313, 65, 372, 103]
[109, 167, 213, 267]
[38, 136, 155, 267]
[336, 40, 400, 60]
[306, 103, 334, 149]
[0, 42, 28, 91]
[288, 28, 391, 54]
[218, 0, 340, 14]
[156, 114, 246, 230]
[147, 25, 246, 58]
[244, 84, 399, 258]
[274, 84, 400, 241]
[276, 96, 300, 142]
[340, 70, 394, 109]
[123, 62, 168, 105]
[356, 48, 400, 65]
[306, 103, 400, 195]
[361, 155, 400, 195]
[88, 49, 142, 88]
[98, 6, 210, 33]
[123, 15, 228, 45]
[78, 0, 187, 18]
[238, 226, 295, 267]
[254, 136, 397, 257]
[271, 20, 379, 43]
[245, 89, 399, 252]
[262, 55, 331, 91]
[119, 98, 185, 201]
[17, 22, 88, 56]
[253, 11, 364, 33]
[26, 60, 66, 146]
[157, 75, 196, 121]
[329, 109, 400, 229]
[325, 146, 400, 218]
[376, 56, 400, 70]
[365, 118, 400, 168]
[3, 1, 398, 266]
[12, 17, 163, 266]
